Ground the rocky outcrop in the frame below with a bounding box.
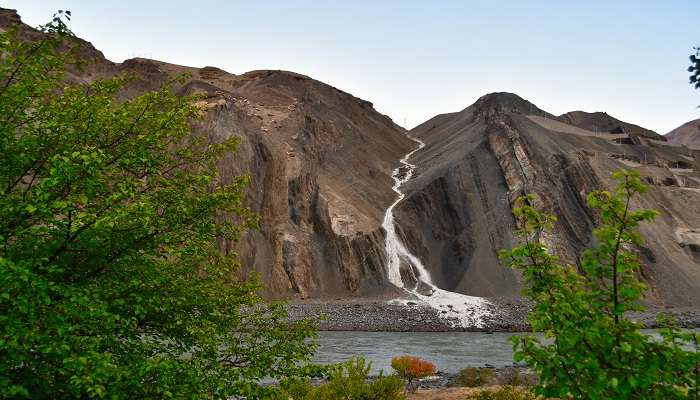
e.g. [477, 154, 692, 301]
[181, 69, 415, 299]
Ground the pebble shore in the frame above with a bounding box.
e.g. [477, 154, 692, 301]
[286, 298, 530, 332]
[286, 298, 700, 332]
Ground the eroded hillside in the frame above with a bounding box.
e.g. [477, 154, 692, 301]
[3, 8, 700, 306]
[0, 8, 414, 299]
[402, 93, 700, 306]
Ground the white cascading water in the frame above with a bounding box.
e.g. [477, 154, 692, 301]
[382, 136, 489, 328]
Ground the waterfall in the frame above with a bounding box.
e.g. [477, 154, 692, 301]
[381, 138, 431, 287]
[382, 135, 489, 328]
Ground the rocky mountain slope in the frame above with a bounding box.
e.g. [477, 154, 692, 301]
[4, 8, 700, 307]
[399, 93, 700, 306]
[667, 119, 700, 149]
[186, 68, 414, 299]
[0, 8, 414, 299]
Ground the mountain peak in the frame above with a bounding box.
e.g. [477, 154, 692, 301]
[470, 92, 550, 118]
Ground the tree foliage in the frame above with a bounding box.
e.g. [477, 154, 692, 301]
[690, 47, 700, 90]
[278, 357, 406, 400]
[0, 14, 316, 399]
[390, 355, 436, 392]
[501, 170, 700, 399]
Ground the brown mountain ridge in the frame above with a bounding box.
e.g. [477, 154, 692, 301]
[401, 92, 700, 305]
[2, 9, 700, 307]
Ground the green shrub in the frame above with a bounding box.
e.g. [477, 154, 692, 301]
[278, 378, 316, 399]
[455, 367, 495, 387]
[497, 367, 537, 387]
[470, 386, 538, 400]
[278, 357, 406, 400]
[501, 170, 700, 399]
[362, 375, 407, 400]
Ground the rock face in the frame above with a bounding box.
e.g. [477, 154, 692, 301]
[185, 68, 414, 299]
[667, 119, 700, 149]
[168, 68, 419, 299]
[400, 93, 700, 306]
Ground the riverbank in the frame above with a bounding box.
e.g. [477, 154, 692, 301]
[407, 386, 537, 400]
[286, 297, 530, 332]
[407, 387, 481, 400]
[286, 298, 700, 332]
[406, 387, 503, 400]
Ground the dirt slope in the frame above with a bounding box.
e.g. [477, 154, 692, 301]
[667, 118, 700, 149]
[558, 110, 666, 141]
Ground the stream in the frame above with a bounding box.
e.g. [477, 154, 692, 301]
[381, 135, 488, 328]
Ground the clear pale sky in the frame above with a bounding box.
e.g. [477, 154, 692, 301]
[6, 1, 700, 132]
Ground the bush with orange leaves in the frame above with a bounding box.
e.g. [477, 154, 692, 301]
[390, 356, 437, 392]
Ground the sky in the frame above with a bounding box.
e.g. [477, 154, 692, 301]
[5, 1, 700, 132]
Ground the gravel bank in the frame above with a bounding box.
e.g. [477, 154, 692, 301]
[286, 298, 530, 332]
[286, 298, 700, 332]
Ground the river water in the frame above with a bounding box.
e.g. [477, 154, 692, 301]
[313, 329, 700, 374]
[313, 331, 520, 374]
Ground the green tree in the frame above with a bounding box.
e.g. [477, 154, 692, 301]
[501, 170, 700, 399]
[0, 13, 316, 399]
[690, 47, 700, 90]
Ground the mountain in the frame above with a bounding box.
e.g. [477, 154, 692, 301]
[667, 119, 700, 149]
[0, 8, 414, 300]
[4, 9, 700, 307]
[401, 92, 700, 306]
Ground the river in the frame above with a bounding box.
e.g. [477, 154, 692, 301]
[313, 329, 700, 374]
[313, 331, 520, 374]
